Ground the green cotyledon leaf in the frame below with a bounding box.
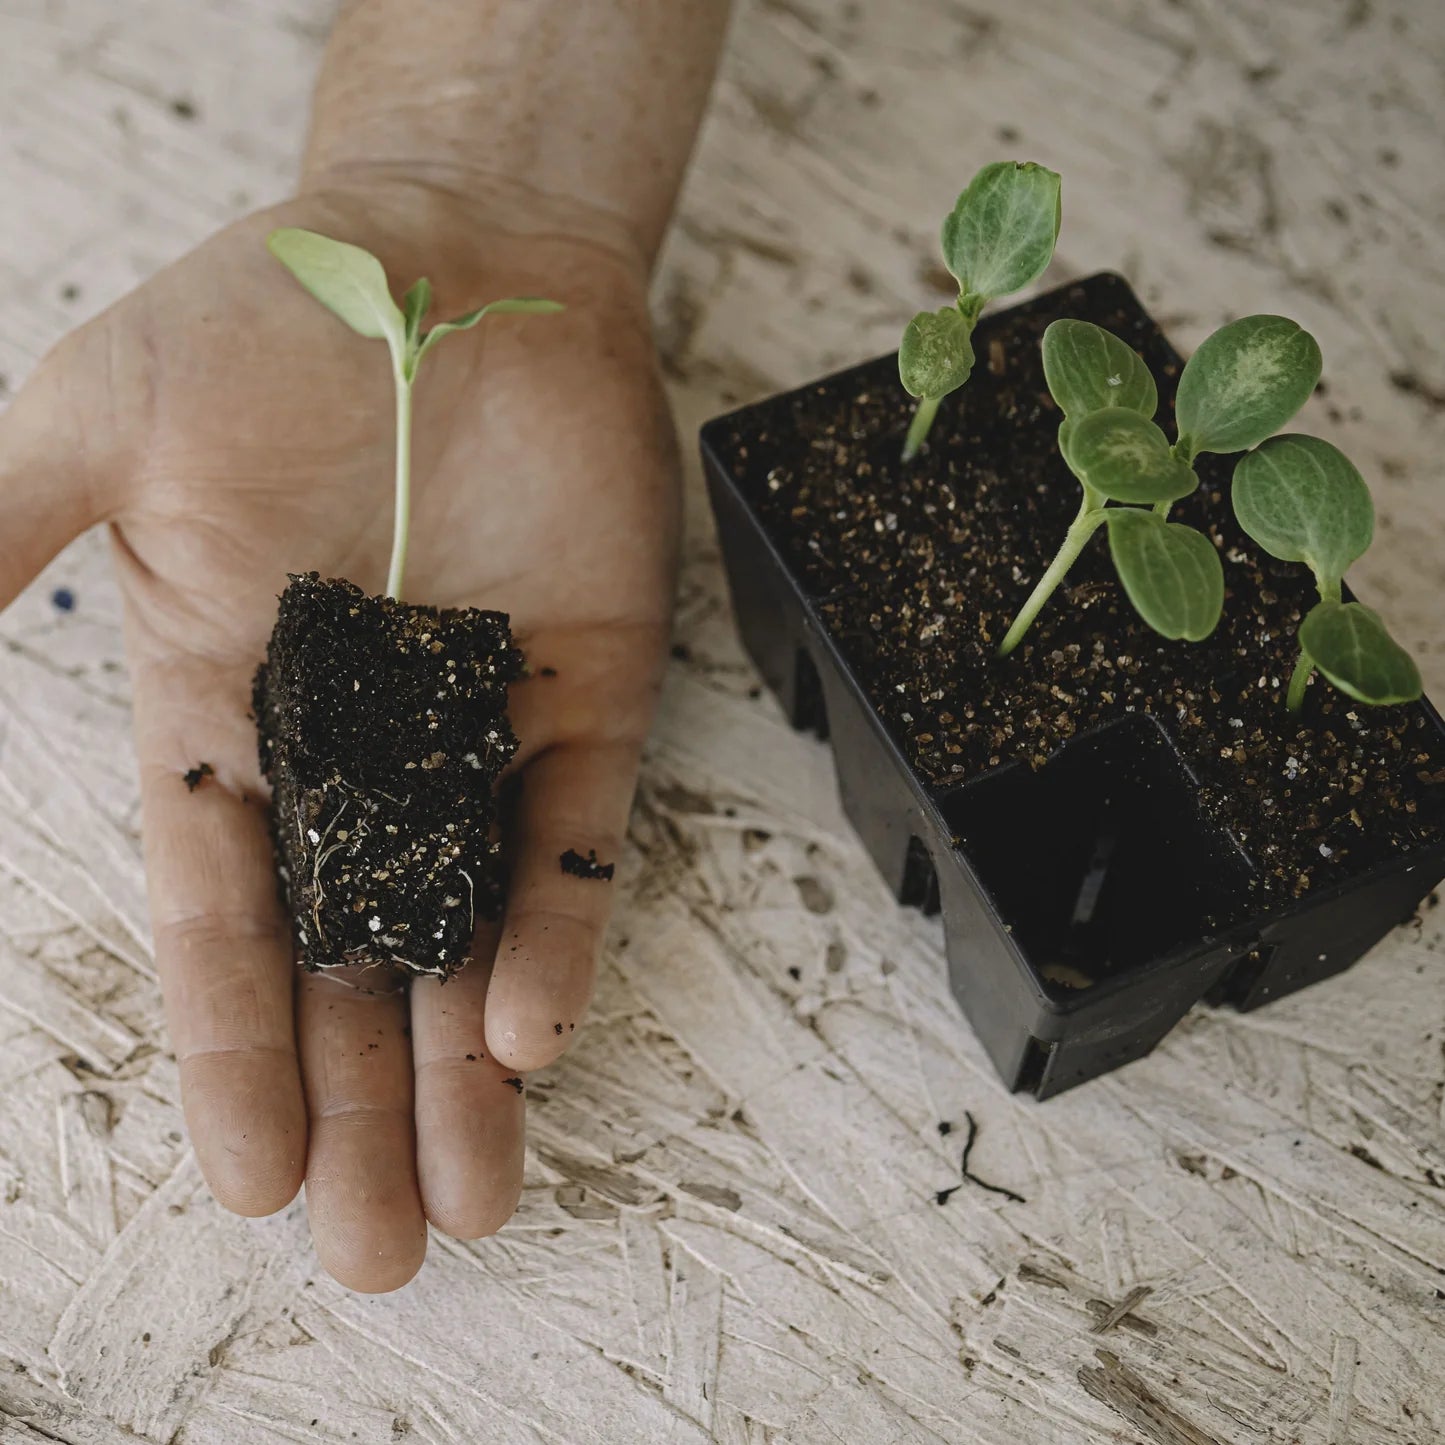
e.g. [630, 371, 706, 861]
[1067, 408, 1197, 505]
[1174, 314, 1322, 458]
[940, 161, 1061, 302]
[1106, 509, 1224, 642]
[1299, 600, 1421, 706]
[1231, 433, 1373, 584]
[1042, 318, 1157, 420]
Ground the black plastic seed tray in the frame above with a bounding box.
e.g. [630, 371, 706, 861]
[700, 273, 1445, 1098]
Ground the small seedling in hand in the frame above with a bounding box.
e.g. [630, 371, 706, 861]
[1232, 435, 1420, 710]
[898, 161, 1061, 462]
[254, 230, 562, 978]
[266, 228, 562, 599]
[997, 313, 1322, 657]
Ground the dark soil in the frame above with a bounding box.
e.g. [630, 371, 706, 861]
[182, 762, 214, 792]
[708, 275, 1445, 899]
[560, 848, 615, 881]
[253, 573, 523, 977]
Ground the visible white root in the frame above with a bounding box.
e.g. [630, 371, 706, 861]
[458, 868, 476, 934]
[307, 798, 350, 947]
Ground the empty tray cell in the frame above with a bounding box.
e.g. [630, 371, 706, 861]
[943, 716, 1253, 997]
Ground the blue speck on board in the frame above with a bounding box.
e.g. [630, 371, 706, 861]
[51, 587, 76, 612]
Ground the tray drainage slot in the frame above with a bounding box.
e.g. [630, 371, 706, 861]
[899, 836, 940, 915]
[1208, 944, 1277, 1008]
[1015, 1036, 1056, 1097]
[792, 648, 829, 739]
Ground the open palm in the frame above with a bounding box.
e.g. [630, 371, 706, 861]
[0, 182, 679, 1290]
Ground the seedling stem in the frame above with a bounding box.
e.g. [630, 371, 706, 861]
[997, 493, 1105, 657]
[387, 362, 415, 600]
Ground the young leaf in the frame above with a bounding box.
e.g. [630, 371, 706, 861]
[1299, 600, 1421, 705]
[1106, 509, 1224, 641]
[402, 277, 432, 351]
[1041, 319, 1157, 419]
[1067, 408, 1197, 505]
[412, 296, 565, 369]
[266, 228, 406, 354]
[1232, 433, 1373, 583]
[899, 306, 976, 401]
[1174, 315, 1322, 457]
[940, 161, 1061, 302]
[1057, 415, 1080, 472]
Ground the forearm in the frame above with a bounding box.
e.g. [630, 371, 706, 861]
[301, 0, 732, 268]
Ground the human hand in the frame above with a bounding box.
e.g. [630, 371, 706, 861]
[0, 176, 678, 1290]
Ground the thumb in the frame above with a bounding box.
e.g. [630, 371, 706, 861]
[0, 327, 122, 611]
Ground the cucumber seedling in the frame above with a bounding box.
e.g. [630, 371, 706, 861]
[267, 228, 562, 600]
[1232, 434, 1421, 710]
[898, 161, 1061, 462]
[997, 313, 1322, 657]
[253, 230, 562, 978]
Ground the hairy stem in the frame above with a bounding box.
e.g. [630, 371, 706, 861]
[1286, 651, 1313, 712]
[998, 495, 1108, 657]
[385, 369, 414, 600]
[902, 396, 941, 462]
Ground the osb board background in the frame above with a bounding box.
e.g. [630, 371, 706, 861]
[2, 1, 1443, 1441]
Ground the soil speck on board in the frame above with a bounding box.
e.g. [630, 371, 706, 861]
[502, 1076, 524, 1093]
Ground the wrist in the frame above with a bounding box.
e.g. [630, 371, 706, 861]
[298, 162, 652, 284]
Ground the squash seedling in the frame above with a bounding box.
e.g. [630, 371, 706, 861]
[899, 161, 1061, 461]
[997, 313, 1322, 657]
[1232, 434, 1421, 710]
[266, 228, 563, 600]
[252, 229, 562, 978]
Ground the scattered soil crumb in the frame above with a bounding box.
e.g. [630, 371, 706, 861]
[183, 763, 214, 792]
[561, 848, 615, 881]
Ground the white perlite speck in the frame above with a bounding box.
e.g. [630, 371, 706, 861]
[368, 917, 382, 932]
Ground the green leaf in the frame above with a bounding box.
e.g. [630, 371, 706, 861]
[402, 277, 432, 351]
[266, 228, 406, 355]
[1232, 433, 1373, 583]
[1041, 319, 1157, 419]
[1067, 408, 1198, 504]
[1057, 415, 1079, 472]
[940, 161, 1061, 301]
[1299, 600, 1421, 705]
[413, 296, 565, 370]
[1174, 315, 1322, 456]
[899, 306, 976, 400]
[1107, 510, 1224, 641]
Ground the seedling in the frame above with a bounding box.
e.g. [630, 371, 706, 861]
[997, 313, 1323, 657]
[898, 161, 1061, 461]
[1232, 435, 1420, 710]
[266, 229, 562, 599]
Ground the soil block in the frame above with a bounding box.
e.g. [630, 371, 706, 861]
[254, 573, 523, 977]
[701, 272, 1445, 1098]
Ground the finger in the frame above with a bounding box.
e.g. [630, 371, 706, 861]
[485, 740, 636, 1071]
[411, 929, 526, 1239]
[141, 760, 308, 1216]
[299, 965, 427, 1293]
[0, 331, 120, 610]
